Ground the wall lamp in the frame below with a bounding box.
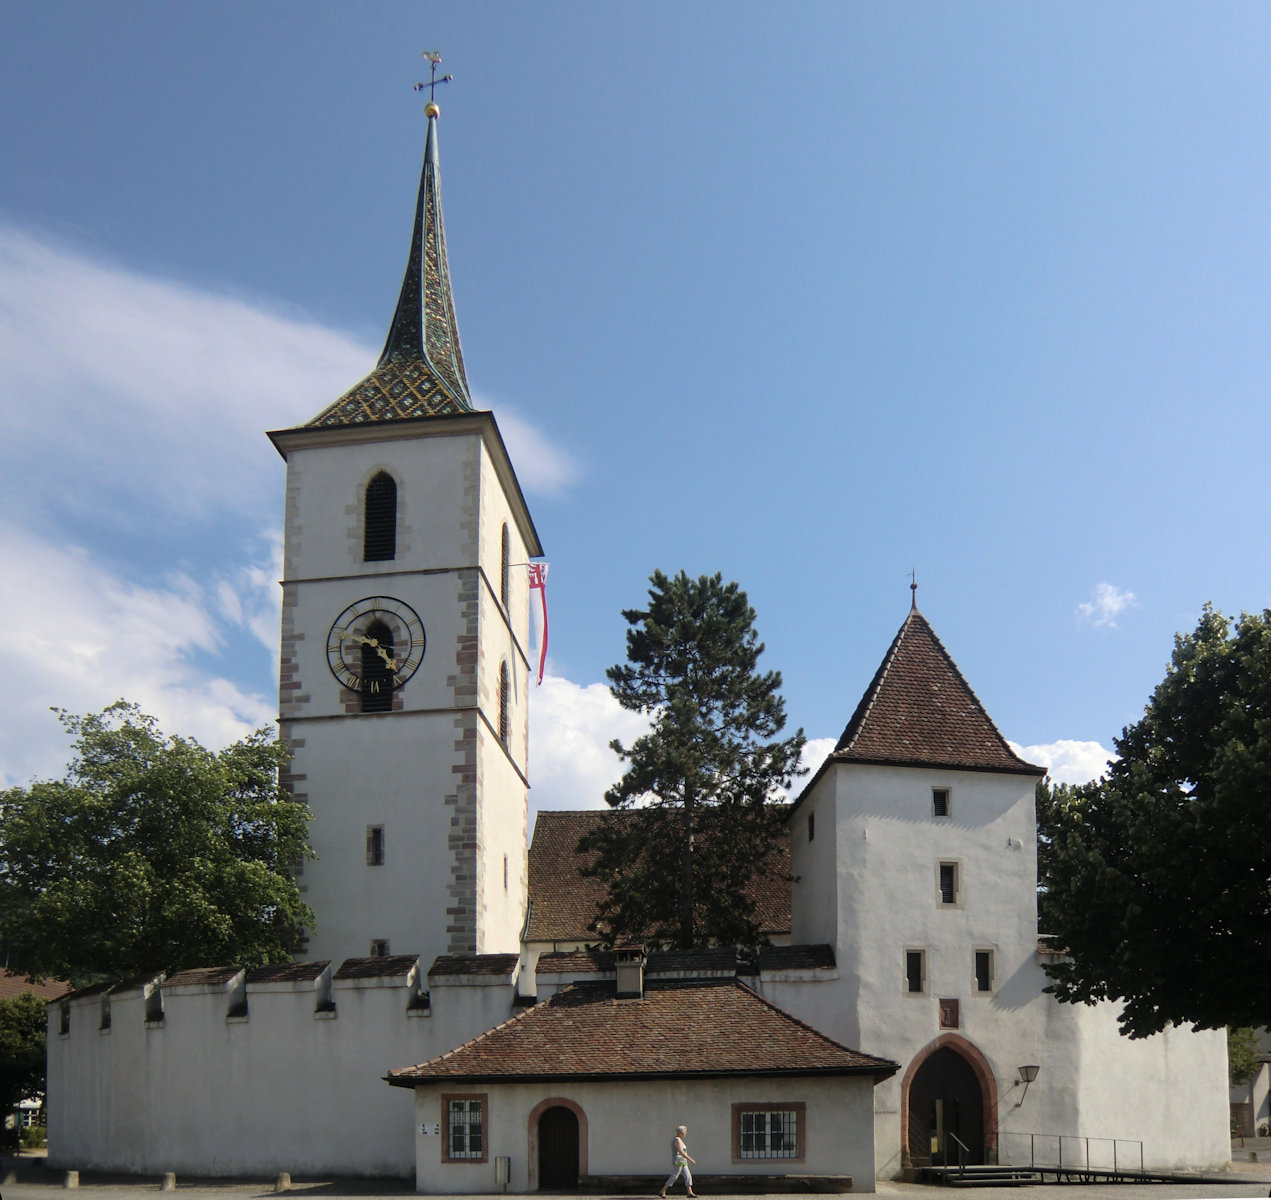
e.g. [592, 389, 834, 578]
[1014, 1064, 1040, 1107]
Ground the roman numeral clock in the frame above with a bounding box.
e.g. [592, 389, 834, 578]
[326, 595, 427, 703]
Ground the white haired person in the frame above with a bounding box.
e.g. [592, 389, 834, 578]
[660, 1125, 697, 1198]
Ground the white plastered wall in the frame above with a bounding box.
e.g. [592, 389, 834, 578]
[411, 1074, 879, 1194]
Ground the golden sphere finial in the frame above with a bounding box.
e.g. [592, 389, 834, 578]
[425, 101, 440, 119]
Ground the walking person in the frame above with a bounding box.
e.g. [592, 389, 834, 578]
[660, 1124, 697, 1198]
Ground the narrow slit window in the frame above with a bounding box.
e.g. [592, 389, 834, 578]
[366, 825, 385, 866]
[975, 949, 994, 993]
[363, 472, 397, 561]
[932, 787, 950, 817]
[905, 949, 925, 994]
[939, 861, 959, 906]
[808, 812, 815, 841]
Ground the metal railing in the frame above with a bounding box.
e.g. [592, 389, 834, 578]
[997, 1130, 1144, 1174]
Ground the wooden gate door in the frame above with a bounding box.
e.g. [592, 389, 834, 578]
[538, 1105, 580, 1189]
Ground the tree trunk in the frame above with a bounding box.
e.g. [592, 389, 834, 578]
[678, 787, 695, 947]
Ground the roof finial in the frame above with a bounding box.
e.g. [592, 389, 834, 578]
[413, 50, 453, 116]
[909, 569, 919, 611]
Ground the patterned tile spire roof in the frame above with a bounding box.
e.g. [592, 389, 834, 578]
[307, 104, 473, 427]
[830, 601, 1044, 776]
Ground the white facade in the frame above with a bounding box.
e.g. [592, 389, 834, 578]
[410, 1076, 878, 1194]
[270, 416, 536, 966]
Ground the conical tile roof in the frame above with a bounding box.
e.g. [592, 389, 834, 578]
[307, 107, 472, 427]
[831, 604, 1044, 776]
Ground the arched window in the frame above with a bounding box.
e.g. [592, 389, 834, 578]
[500, 523, 511, 608]
[361, 619, 395, 713]
[498, 661, 511, 746]
[364, 472, 397, 561]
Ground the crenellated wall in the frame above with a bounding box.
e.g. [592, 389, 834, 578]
[46, 957, 523, 1179]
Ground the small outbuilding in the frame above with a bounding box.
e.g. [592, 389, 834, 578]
[386, 966, 897, 1194]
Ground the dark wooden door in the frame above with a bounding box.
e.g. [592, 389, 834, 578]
[538, 1105, 579, 1189]
[907, 1047, 984, 1166]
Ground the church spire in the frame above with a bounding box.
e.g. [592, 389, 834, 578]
[307, 96, 474, 427]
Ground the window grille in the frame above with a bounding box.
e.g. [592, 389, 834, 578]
[366, 825, 385, 866]
[363, 472, 397, 561]
[939, 862, 959, 905]
[932, 787, 950, 817]
[906, 950, 925, 994]
[739, 1109, 798, 1159]
[448, 1099, 484, 1160]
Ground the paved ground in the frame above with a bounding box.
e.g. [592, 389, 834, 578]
[2, 1150, 1269, 1200]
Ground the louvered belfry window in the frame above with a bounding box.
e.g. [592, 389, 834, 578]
[364, 472, 397, 561]
[500, 523, 511, 607]
[498, 662, 510, 745]
[361, 620, 395, 713]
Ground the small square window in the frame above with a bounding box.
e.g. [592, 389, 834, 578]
[366, 825, 385, 866]
[939, 861, 960, 906]
[444, 1095, 487, 1162]
[975, 949, 994, 993]
[905, 950, 926, 994]
[932, 788, 950, 817]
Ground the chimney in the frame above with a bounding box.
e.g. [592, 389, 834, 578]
[615, 942, 646, 1000]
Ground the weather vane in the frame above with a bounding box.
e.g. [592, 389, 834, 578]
[413, 51, 454, 105]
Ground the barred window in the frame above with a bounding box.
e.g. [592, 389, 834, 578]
[445, 1097, 486, 1161]
[739, 1109, 799, 1159]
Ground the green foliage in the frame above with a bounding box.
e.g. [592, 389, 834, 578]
[0, 993, 47, 1122]
[0, 703, 314, 982]
[1039, 607, 1271, 1037]
[1228, 1026, 1262, 1087]
[579, 571, 804, 949]
[20, 1121, 47, 1150]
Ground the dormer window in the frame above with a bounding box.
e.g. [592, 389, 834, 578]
[363, 472, 397, 561]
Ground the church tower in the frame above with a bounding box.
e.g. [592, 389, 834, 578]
[267, 101, 542, 965]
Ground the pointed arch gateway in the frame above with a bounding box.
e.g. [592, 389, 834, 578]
[527, 1097, 588, 1191]
[900, 1034, 999, 1168]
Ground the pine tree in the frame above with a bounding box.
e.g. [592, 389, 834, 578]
[578, 570, 804, 949]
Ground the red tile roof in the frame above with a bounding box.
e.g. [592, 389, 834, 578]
[825, 608, 1044, 778]
[429, 954, 518, 978]
[387, 978, 896, 1086]
[333, 955, 419, 981]
[246, 961, 331, 984]
[0, 970, 70, 1002]
[525, 810, 791, 943]
[163, 966, 243, 989]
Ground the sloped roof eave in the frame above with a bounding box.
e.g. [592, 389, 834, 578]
[386, 1062, 898, 1089]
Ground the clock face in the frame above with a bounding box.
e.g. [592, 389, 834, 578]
[326, 596, 426, 693]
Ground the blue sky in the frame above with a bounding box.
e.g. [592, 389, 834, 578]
[2, 2, 1269, 810]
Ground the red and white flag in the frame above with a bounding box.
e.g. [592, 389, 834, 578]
[528, 562, 549, 686]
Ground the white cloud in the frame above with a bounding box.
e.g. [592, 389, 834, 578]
[0, 519, 274, 788]
[527, 670, 649, 813]
[1010, 738, 1115, 785]
[1076, 582, 1139, 629]
[483, 402, 581, 495]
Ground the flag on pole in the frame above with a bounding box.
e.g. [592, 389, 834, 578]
[528, 562, 549, 686]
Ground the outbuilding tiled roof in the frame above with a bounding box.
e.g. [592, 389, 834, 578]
[387, 978, 897, 1086]
[828, 606, 1044, 777]
[4, 972, 70, 1003]
[164, 966, 242, 989]
[525, 810, 790, 943]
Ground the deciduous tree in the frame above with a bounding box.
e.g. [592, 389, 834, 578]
[578, 570, 804, 949]
[1039, 606, 1271, 1037]
[0, 703, 313, 983]
[0, 992, 47, 1125]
